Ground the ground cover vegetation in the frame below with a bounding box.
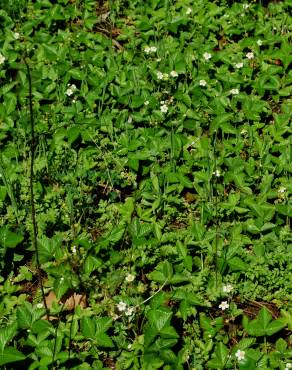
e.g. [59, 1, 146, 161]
[0, 0, 291, 368]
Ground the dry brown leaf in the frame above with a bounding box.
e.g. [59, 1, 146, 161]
[45, 291, 87, 310]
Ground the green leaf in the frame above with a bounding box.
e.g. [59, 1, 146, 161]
[96, 332, 114, 347]
[0, 347, 25, 366]
[69, 68, 85, 80]
[4, 93, 17, 115]
[236, 338, 256, 350]
[243, 308, 285, 337]
[0, 322, 18, 352]
[38, 235, 58, 263]
[228, 256, 248, 271]
[174, 91, 192, 107]
[83, 255, 102, 275]
[148, 260, 173, 283]
[144, 323, 158, 347]
[17, 304, 32, 329]
[130, 96, 144, 108]
[147, 308, 172, 332]
[266, 319, 286, 336]
[102, 225, 125, 246]
[0, 227, 23, 249]
[95, 317, 112, 334]
[275, 338, 287, 353]
[81, 317, 95, 339]
[54, 277, 70, 300]
[159, 325, 179, 339]
[257, 307, 272, 330]
[207, 343, 229, 369]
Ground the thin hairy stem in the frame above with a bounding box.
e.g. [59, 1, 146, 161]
[24, 56, 50, 320]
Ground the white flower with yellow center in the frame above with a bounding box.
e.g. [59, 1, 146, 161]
[203, 52, 212, 61]
[246, 52, 254, 59]
[157, 71, 164, 80]
[65, 83, 77, 96]
[235, 62, 244, 69]
[213, 169, 221, 177]
[230, 88, 239, 95]
[160, 104, 168, 113]
[170, 70, 178, 77]
[235, 350, 246, 361]
[117, 301, 127, 312]
[219, 301, 229, 311]
[125, 307, 135, 316]
[223, 284, 233, 293]
[125, 273, 135, 283]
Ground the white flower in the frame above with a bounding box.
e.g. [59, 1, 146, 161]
[235, 62, 244, 69]
[278, 187, 286, 194]
[242, 3, 250, 9]
[157, 71, 164, 80]
[117, 301, 127, 312]
[156, 58, 161, 62]
[13, 32, 20, 39]
[235, 350, 246, 361]
[219, 301, 229, 311]
[223, 284, 233, 293]
[144, 100, 149, 106]
[203, 52, 212, 60]
[257, 39, 263, 46]
[125, 273, 135, 283]
[246, 52, 254, 59]
[65, 84, 77, 96]
[186, 7, 192, 15]
[0, 53, 6, 65]
[60, 277, 64, 282]
[125, 307, 135, 316]
[160, 104, 168, 113]
[170, 70, 178, 77]
[145, 46, 157, 54]
[230, 88, 239, 95]
[72, 245, 77, 254]
[66, 88, 74, 96]
[213, 169, 221, 177]
[285, 363, 292, 370]
[199, 79, 207, 86]
[160, 100, 165, 105]
[36, 303, 43, 309]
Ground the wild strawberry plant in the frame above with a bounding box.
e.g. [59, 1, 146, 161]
[0, 0, 291, 369]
